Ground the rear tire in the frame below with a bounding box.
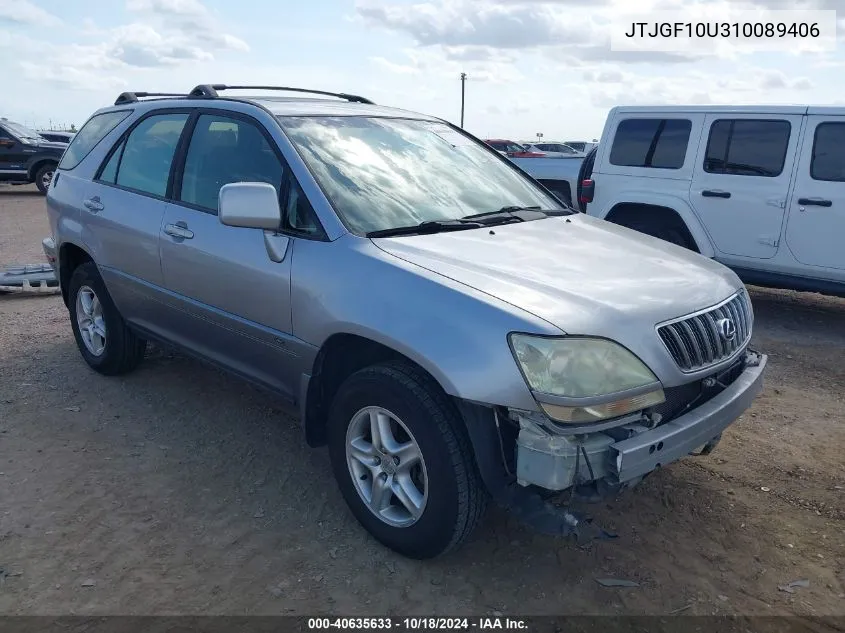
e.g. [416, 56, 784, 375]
[327, 361, 488, 559]
[68, 261, 146, 375]
[35, 163, 56, 195]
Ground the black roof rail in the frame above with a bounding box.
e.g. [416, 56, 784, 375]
[114, 92, 188, 106]
[188, 84, 375, 104]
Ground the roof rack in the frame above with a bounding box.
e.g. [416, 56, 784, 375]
[114, 92, 188, 106]
[188, 84, 375, 105]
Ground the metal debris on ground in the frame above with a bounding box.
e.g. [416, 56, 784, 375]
[595, 578, 639, 588]
[0, 263, 59, 294]
[778, 579, 810, 594]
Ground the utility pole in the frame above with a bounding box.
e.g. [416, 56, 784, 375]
[460, 72, 467, 128]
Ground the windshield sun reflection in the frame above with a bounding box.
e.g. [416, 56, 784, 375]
[278, 116, 563, 235]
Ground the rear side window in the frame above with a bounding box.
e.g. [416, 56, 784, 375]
[58, 110, 132, 170]
[810, 122, 845, 182]
[609, 118, 692, 169]
[704, 119, 791, 177]
[115, 113, 189, 197]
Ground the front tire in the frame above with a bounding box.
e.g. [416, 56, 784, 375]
[327, 361, 488, 559]
[35, 163, 56, 195]
[68, 261, 146, 375]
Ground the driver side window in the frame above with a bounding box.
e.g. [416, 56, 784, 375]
[179, 114, 283, 213]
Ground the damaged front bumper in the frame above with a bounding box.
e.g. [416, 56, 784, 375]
[514, 349, 767, 493]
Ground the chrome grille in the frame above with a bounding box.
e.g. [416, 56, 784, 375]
[657, 291, 753, 372]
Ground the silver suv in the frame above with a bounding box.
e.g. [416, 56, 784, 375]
[43, 85, 767, 559]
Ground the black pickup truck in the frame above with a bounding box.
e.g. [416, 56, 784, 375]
[0, 118, 66, 194]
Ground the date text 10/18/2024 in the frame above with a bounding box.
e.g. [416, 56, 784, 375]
[307, 618, 528, 630]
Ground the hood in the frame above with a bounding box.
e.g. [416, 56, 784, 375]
[373, 213, 741, 342]
[35, 140, 68, 151]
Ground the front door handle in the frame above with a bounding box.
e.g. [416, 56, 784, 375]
[701, 190, 731, 199]
[83, 197, 104, 212]
[164, 222, 194, 240]
[797, 197, 832, 207]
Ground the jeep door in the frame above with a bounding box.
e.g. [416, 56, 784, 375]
[158, 110, 321, 399]
[689, 113, 803, 259]
[783, 114, 845, 274]
[81, 111, 191, 325]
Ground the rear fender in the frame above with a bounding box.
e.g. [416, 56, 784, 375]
[595, 192, 715, 258]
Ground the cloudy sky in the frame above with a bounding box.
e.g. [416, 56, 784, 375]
[0, 0, 842, 141]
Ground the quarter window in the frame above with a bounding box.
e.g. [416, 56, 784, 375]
[98, 139, 125, 184]
[115, 113, 189, 197]
[609, 118, 691, 169]
[704, 119, 791, 177]
[810, 122, 845, 182]
[59, 110, 132, 170]
[281, 172, 321, 236]
[179, 114, 284, 212]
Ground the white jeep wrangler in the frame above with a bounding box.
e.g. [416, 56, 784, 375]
[582, 106, 845, 297]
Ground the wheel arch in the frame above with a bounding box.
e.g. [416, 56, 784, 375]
[600, 195, 714, 257]
[58, 241, 95, 307]
[301, 332, 463, 448]
[27, 157, 59, 181]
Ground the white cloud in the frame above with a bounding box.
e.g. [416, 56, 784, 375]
[572, 64, 817, 108]
[355, 0, 715, 66]
[369, 46, 523, 83]
[0, 0, 61, 26]
[356, 0, 601, 49]
[126, 0, 209, 16]
[370, 56, 421, 74]
[4, 0, 249, 94]
[18, 62, 129, 92]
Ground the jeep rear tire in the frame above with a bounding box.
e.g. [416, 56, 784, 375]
[68, 261, 146, 375]
[327, 361, 488, 559]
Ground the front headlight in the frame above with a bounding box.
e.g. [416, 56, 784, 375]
[509, 334, 665, 424]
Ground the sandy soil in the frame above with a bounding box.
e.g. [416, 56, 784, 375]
[1, 185, 843, 616]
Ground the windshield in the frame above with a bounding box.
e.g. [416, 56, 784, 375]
[2, 120, 41, 141]
[279, 117, 562, 235]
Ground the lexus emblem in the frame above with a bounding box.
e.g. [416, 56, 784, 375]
[717, 317, 737, 342]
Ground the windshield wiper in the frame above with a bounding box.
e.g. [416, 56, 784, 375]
[464, 205, 543, 219]
[461, 205, 567, 225]
[366, 219, 484, 238]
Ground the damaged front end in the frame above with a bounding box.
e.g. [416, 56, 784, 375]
[460, 349, 767, 541]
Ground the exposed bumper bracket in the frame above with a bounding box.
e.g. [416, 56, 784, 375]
[455, 399, 615, 544]
[0, 263, 59, 294]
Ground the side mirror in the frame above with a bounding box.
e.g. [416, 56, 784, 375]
[219, 182, 281, 230]
[0, 138, 15, 148]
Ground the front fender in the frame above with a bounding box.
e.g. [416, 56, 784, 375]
[594, 191, 715, 258]
[291, 235, 562, 412]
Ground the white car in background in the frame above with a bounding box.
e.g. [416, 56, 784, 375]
[522, 142, 585, 158]
[565, 141, 599, 154]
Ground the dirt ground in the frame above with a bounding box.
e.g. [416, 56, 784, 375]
[0, 184, 843, 616]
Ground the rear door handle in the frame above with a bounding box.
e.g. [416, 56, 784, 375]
[83, 197, 104, 212]
[164, 222, 194, 240]
[701, 190, 731, 199]
[797, 197, 832, 207]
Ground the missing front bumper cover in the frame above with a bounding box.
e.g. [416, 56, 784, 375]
[513, 349, 768, 492]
